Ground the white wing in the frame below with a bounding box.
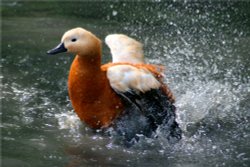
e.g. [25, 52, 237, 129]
[105, 34, 145, 63]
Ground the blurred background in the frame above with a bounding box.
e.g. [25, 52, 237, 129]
[1, 1, 250, 167]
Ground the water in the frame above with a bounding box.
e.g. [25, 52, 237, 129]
[1, 1, 250, 167]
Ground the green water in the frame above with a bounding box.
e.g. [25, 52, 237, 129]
[1, 1, 250, 167]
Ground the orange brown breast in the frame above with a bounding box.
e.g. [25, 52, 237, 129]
[68, 56, 124, 129]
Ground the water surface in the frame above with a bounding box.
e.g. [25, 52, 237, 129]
[1, 1, 250, 167]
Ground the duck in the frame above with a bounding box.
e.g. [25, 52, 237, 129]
[47, 27, 181, 145]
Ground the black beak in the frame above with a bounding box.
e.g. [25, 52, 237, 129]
[47, 43, 67, 55]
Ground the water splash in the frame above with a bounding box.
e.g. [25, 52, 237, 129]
[177, 80, 244, 131]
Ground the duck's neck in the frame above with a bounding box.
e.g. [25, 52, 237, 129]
[77, 38, 102, 71]
[75, 54, 101, 72]
[68, 49, 105, 103]
[76, 48, 102, 72]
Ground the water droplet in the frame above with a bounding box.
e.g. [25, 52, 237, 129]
[112, 10, 118, 16]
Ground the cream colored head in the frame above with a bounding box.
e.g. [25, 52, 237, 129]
[47, 27, 101, 56]
[105, 34, 145, 63]
[62, 27, 101, 56]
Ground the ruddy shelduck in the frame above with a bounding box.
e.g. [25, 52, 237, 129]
[47, 27, 181, 145]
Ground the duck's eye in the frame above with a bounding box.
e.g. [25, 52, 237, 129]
[71, 38, 77, 42]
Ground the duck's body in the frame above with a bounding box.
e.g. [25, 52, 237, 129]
[47, 27, 181, 145]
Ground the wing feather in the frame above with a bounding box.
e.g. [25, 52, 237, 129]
[107, 65, 161, 93]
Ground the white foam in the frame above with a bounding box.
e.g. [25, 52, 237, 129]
[55, 111, 81, 131]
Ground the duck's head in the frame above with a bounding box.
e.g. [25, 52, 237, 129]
[47, 27, 101, 56]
